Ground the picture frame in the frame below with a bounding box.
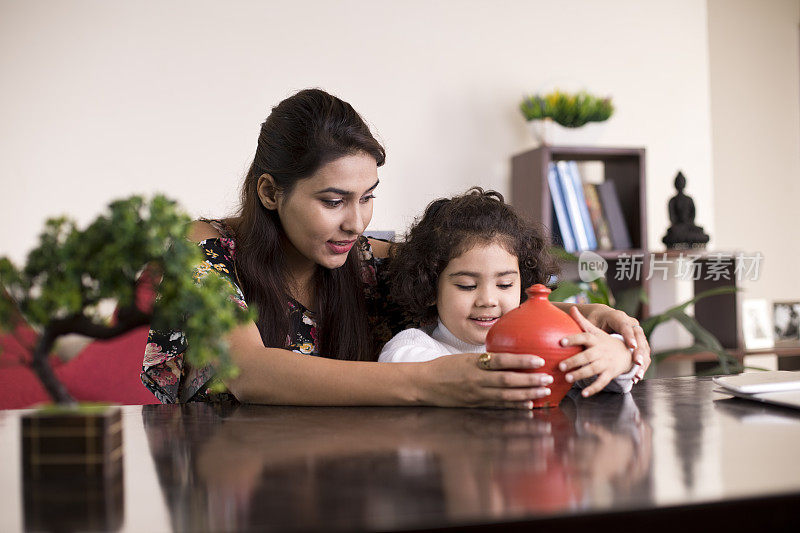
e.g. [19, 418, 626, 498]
[741, 299, 774, 350]
[773, 301, 800, 343]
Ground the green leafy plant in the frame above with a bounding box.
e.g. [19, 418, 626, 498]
[548, 252, 741, 376]
[0, 195, 252, 405]
[520, 90, 614, 128]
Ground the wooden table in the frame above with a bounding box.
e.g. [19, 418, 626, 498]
[1, 376, 800, 532]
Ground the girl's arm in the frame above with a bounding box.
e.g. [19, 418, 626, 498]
[557, 307, 639, 397]
[224, 320, 552, 409]
[552, 301, 649, 380]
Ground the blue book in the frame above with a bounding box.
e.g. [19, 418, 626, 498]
[547, 162, 576, 253]
[555, 161, 590, 251]
[566, 161, 598, 250]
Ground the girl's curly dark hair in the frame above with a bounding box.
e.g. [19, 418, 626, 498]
[389, 187, 558, 323]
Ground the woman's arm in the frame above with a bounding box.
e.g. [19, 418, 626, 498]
[189, 220, 223, 241]
[183, 225, 551, 408]
[224, 321, 552, 409]
[366, 237, 393, 259]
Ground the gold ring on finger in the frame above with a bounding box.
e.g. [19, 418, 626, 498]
[478, 352, 492, 370]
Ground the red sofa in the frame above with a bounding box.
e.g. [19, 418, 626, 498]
[0, 273, 159, 409]
[0, 323, 157, 409]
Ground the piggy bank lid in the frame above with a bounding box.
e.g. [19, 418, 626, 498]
[526, 284, 551, 300]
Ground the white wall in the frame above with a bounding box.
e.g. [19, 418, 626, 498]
[708, 0, 800, 302]
[0, 0, 714, 265]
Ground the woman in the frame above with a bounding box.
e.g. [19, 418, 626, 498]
[141, 88, 649, 408]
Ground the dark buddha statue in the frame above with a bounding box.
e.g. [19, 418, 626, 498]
[662, 171, 709, 249]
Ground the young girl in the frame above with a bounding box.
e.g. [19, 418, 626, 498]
[379, 188, 639, 397]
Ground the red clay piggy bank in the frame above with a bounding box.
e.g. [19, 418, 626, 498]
[486, 284, 581, 408]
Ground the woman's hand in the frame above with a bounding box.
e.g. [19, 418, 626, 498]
[580, 303, 649, 381]
[418, 352, 554, 410]
[558, 307, 638, 397]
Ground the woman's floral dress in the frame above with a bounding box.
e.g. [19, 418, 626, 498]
[141, 219, 403, 404]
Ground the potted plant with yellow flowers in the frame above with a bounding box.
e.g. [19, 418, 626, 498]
[520, 90, 614, 146]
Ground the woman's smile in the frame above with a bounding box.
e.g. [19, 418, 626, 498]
[327, 239, 357, 254]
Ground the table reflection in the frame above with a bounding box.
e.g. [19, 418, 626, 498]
[142, 391, 652, 532]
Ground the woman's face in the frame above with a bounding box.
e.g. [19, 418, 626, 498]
[263, 152, 379, 272]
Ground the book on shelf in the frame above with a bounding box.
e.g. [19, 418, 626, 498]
[555, 160, 594, 252]
[582, 182, 613, 251]
[596, 179, 632, 250]
[565, 161, 598, 251]
[544, 160, 633, 254]
[547, 162, 577, 253]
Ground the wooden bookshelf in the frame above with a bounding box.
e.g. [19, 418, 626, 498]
[510, 145, 649, 316]
[660, 252, 798, 364]
[509, 146, 786, 368]
[510, 146, 647, 249]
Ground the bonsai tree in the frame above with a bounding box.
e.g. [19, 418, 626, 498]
[0, 195, 251, 405]
[520, 90, 614, 128]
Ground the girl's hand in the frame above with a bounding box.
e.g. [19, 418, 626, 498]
[419, 352, 554, 410]
[582, 303, 649, 382]
[558, 307, 637, 398]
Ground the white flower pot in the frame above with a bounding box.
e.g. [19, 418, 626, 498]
[527, 118, 608, 147]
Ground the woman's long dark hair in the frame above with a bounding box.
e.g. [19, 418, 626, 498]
[233, 89, 385, 361]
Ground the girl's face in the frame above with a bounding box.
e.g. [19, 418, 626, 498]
[436, 242, 521, 346]
[261, 152, 379, 272]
